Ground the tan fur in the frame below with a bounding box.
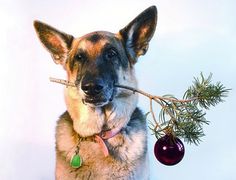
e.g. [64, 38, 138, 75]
[64, 86, 105, 137]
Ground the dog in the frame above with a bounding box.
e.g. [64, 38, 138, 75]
[34, 5, 157, 180]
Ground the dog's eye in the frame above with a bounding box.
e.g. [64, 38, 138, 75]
[75, 53, 85, 62]
[104, 48, 118, 60]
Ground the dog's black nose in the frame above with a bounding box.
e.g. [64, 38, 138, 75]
[81, 81, 104, 96]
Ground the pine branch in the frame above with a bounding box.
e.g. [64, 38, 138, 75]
[49, 73, 230, 145]
[184, 73, 230, 109]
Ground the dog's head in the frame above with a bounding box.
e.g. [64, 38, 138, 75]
[34, 6, 157, 108]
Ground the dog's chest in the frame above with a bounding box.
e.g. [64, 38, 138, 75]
[56, 129, 137, 179]
[55, 110, 148, 179]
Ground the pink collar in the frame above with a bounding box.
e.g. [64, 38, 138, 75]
[95, 127, 122, 157]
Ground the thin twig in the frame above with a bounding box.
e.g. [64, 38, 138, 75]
[49, 77, 198, 137]
[49, 77, 195, 102]
[49, 77, 76, 87]
[150, 98, 158, 125]
[115, 84, 196, 103]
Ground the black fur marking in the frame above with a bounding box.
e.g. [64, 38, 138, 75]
[100, 43, 128, 69]
[69, 58, 75, 72]
[60, 111, 73, 123]
[86, 33, 103, 43]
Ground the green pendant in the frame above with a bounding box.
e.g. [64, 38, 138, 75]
[70, 154, 82, 168]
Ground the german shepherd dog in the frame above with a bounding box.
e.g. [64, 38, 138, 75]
[34, 6, 157, 180]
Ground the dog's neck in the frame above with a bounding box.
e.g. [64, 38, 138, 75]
[64, 86, 138, 138]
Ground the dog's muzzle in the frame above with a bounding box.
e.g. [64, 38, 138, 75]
[80, 77, 115, 107]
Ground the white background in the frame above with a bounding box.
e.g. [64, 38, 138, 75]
[1, 0, 236, 179]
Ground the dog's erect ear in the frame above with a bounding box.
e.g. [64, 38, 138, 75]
[34, 20, 74, 65]
[119, 6, 157, 63]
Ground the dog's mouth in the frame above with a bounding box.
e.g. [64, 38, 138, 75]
[77, 75, 117, 107]
[81, 87, 115, 107]
[82, 96, 112, 107]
